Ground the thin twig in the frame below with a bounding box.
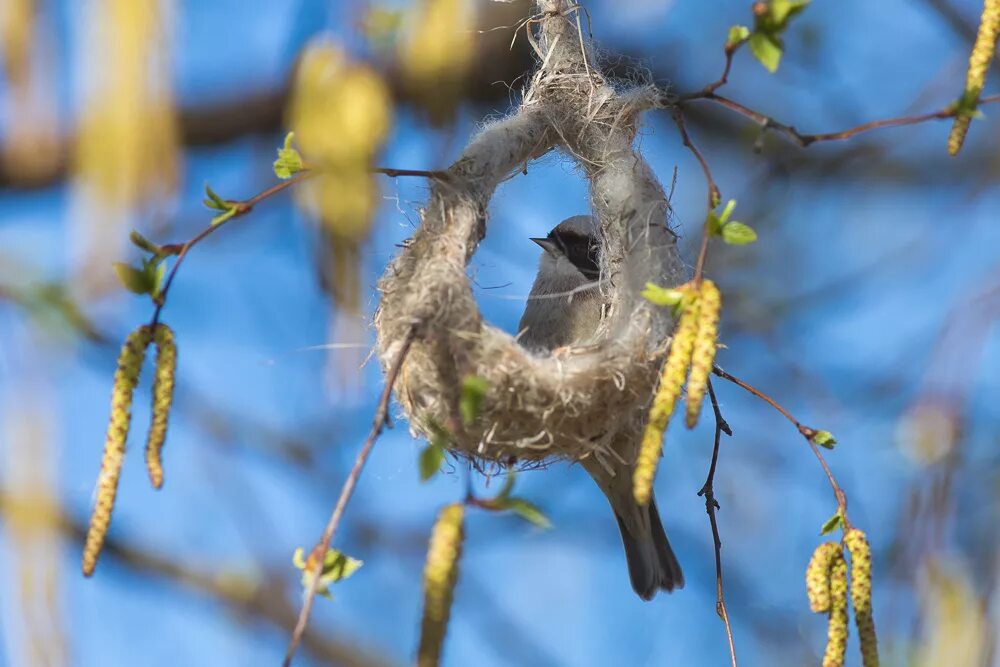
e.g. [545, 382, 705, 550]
[283, 325, 419, 667]
[374, 166, 450, 179]
[679, 39, 744, 100]
[148, 164, 447, 328]
[670, 108, 720, 210]
[669, 108, 719, 283]
[682, 93, 1000, 148]
[711, 364, 851, 528]
[711, 364, 800, 429]
[150, 171, 314, 326]
[698, 380, 737, 667]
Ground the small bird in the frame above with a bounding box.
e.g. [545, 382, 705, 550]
[518, 215, 684, 600]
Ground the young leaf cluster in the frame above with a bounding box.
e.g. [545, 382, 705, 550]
[707, 199, 757, 246]
[730, 0, 810, 73]
[292, 546, 363, 599]
[113, 230, 169, 300]
[273, 132, 305, 179]
[203, 183, 241, 226]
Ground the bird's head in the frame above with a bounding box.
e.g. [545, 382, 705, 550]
[530, 215, 601, 282]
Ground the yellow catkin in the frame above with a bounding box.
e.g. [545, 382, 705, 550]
[806, 541, 843, 613]
[82, 325, 153, 576]
[685, 279, 721, 429]
[0, 0, 33, 87]
[417, 503, 465, 667]
[288, 40, 392, 366]
[145, 323, 176, 489]
[824, 552, 849, 667]
[845, 529, 879, 667]
[289, 42, 392, 238]
[399, 0, 475, 124]
[948, 0, 1000, 155]
[633, 291, 700, 506]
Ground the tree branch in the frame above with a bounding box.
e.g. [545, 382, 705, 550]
[668, 108, 718, 283]
[0, 492, 393, 667]
[679, 92, 1000, 148]
[712, 364, 851, 528]
[697, 380, 737, 667]
[151, 171, 313, 327]
[283, 325, 419, 667]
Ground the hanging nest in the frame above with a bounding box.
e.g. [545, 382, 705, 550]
[374, 0, 685, 473]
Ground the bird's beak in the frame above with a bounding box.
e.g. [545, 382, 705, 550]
[530, 237, 559, 254]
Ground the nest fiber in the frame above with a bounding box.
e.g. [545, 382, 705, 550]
[374, 0, 685, 472]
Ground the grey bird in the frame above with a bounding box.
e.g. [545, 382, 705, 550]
[518, 215, 684, 600]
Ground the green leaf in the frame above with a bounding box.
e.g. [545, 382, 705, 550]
[812, 430, 837, 449]
[273, 131, 304, 180]
[129, 230, 162, 256]
[770, 0, 810, 26]
[292, 547, 363, 599]
[113, 262, 154, 295]
[721, 221, 758, 245]
[505, 497, 553, 529]
[203, 183, 229, 211]
[641, 283, 684, 307]
[748, 31, 783, 73]
[203, 182, 240, 224]
[726, 25, 750, 48]
[496, 471, 517, 502]
[419, 442, 445, 482]
[322, 549, 364, 580]
[145, 258, 167, 298]
[819, 509, 844, 535]
[717, 199, 737, 225]
[706, 210, 724, 236]
[459, 375, 489, 425]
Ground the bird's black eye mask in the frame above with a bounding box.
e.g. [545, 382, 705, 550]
[549, 228, 600, 280]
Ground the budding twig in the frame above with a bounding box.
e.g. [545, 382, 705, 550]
[151, 172, 313, 328]
[282, 325, 419, 667]
[677, 92, 1000, 149]
[711, 364, 851, 527]
[150, 165, 445, 327]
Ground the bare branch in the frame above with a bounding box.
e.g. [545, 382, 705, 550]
[697, 380, 737, 667]
[679, 92, 1000, 148]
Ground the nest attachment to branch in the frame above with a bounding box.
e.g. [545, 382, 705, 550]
[374, 1, 684, 472]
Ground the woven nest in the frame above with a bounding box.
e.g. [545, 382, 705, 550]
[374, 0, 685, 474]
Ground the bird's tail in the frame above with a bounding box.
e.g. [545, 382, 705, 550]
[614, 495, 684, 600]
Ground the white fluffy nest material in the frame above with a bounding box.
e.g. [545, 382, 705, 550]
[374, 0, 685, 471]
